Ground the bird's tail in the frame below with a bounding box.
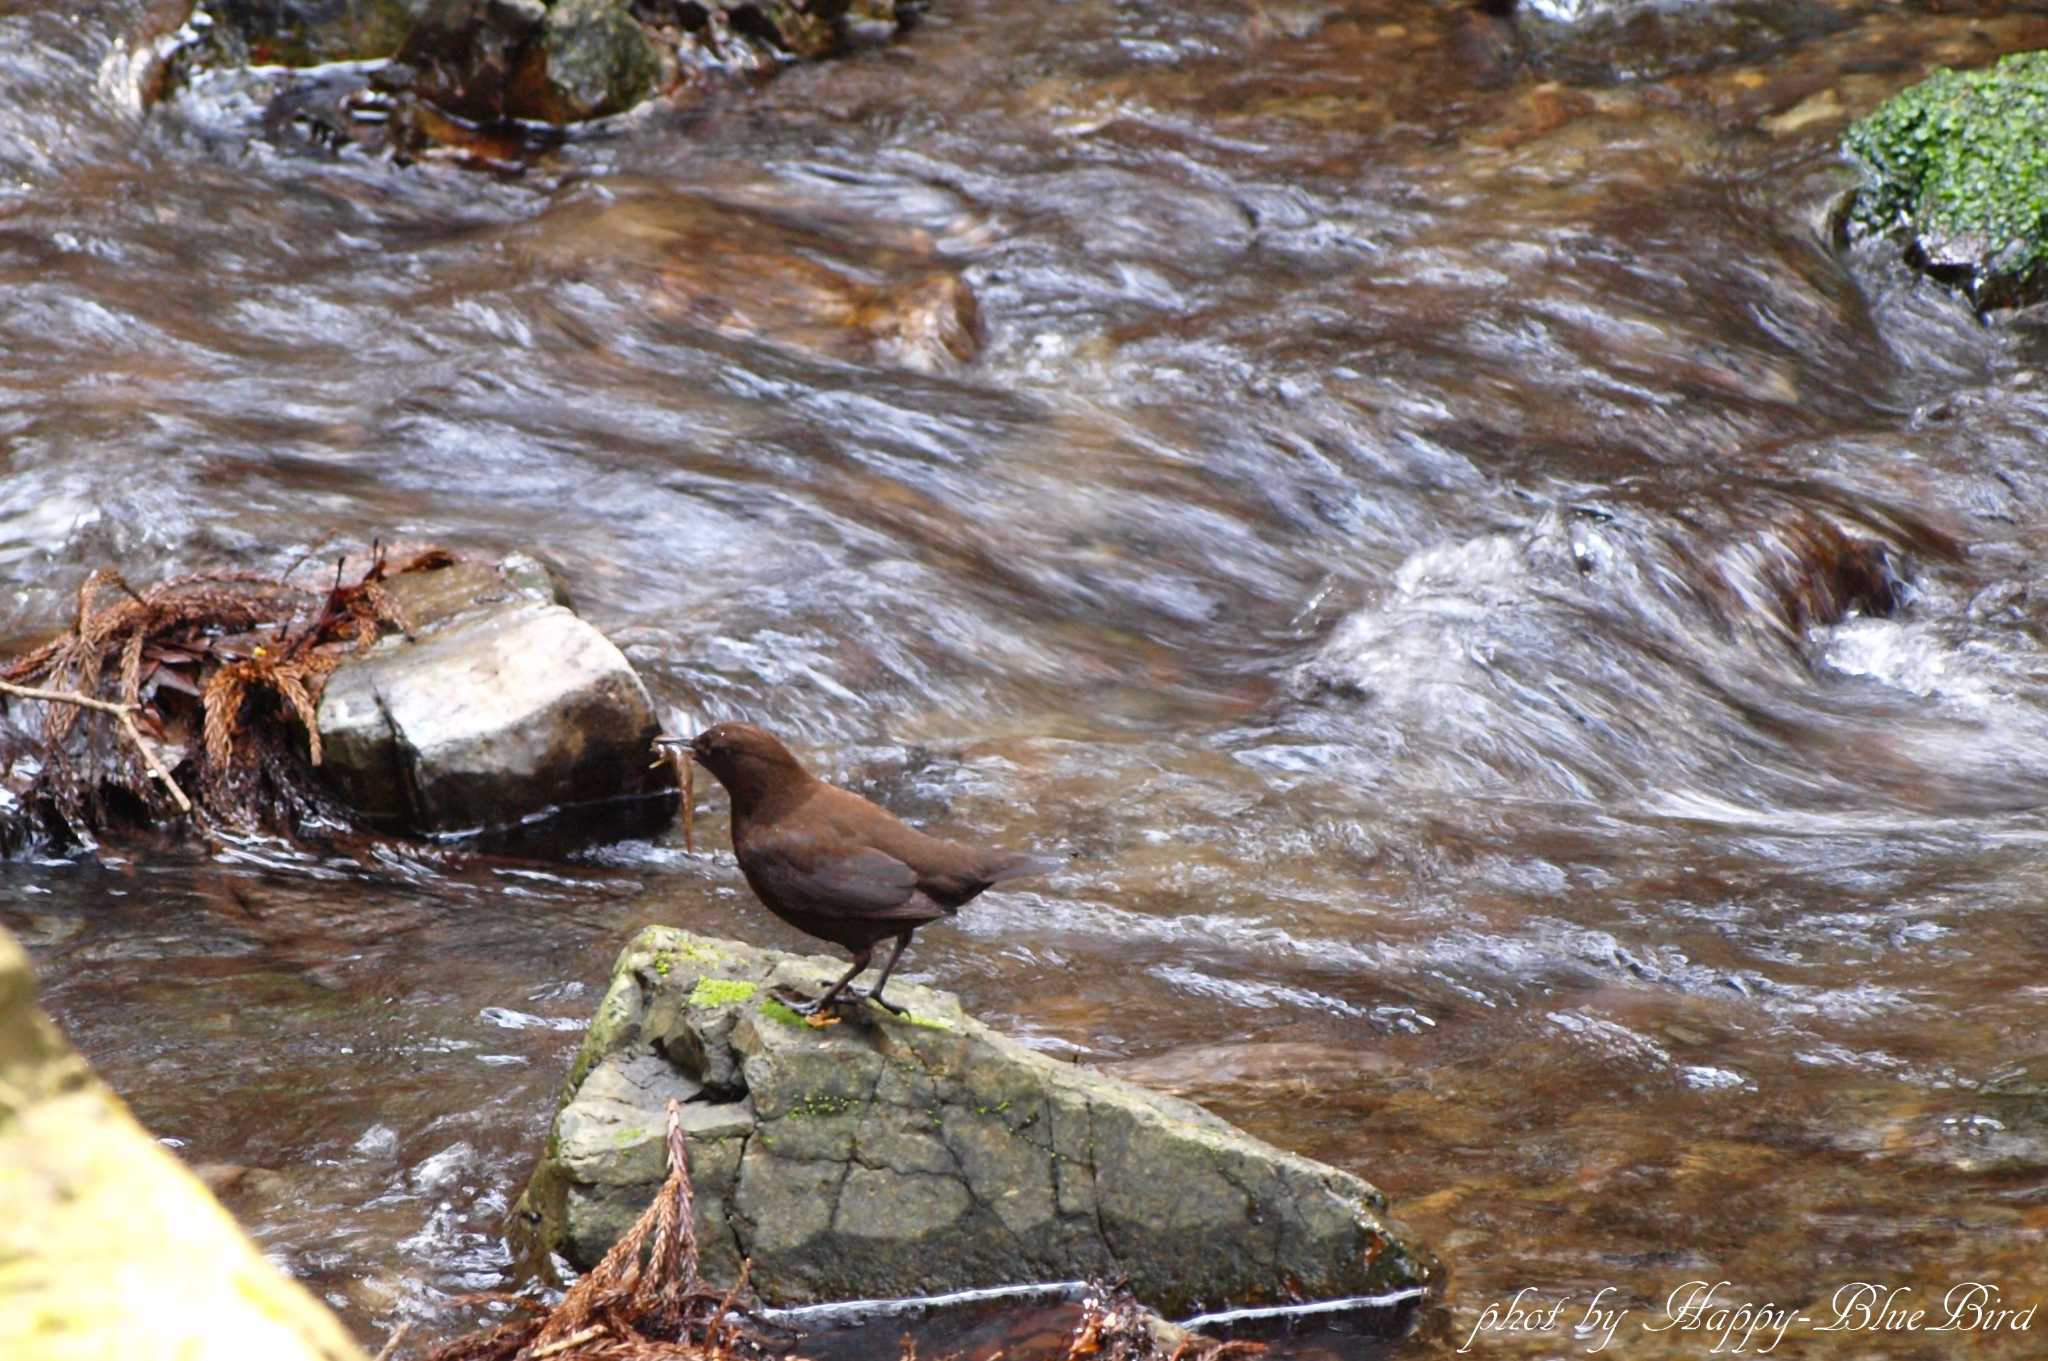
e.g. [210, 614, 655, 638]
[984, 850, 1067, 885]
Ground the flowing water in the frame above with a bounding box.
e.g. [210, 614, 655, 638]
[6, 1, 2048, 1356]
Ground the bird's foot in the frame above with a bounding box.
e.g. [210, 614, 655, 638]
[865, 988, 908, 1017]
[772, 985, 854, 1024]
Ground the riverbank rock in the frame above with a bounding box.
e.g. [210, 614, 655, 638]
[203, 0, 425, 66]
[0, 927, 370, 1361]
[514, 0, 662, 123]
[513, 926, 1436, 1317]
[315, 550, 670, 836]
[1842, 50, 2048, 311]
[187, 0, 917, 134]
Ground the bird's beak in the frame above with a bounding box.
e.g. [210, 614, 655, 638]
[660, 733, 717, 761]
[650, 734, 700, 767]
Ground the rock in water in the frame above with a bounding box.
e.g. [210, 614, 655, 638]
[317, 551, 668, 836]
[514, 926, 1436, 1316]
[517, 0, 661, 123]
[1842, 51, 2048, 311]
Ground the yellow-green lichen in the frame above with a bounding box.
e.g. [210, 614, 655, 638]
[687, 977, 759, 1008]
[759, 997, 810, 1028]
[786, 1094, 858, 1119]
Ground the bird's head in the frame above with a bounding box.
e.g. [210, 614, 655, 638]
[686, 721, 810, 810]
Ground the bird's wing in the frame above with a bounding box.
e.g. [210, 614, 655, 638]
[751, 841, 932, 920]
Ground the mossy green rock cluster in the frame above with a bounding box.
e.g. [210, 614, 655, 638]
[0, 929, 369, 1361]
[1843, 50, 2048, 309]
[514, 926, 1435, 1316]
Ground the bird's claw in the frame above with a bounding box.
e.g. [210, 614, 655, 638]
[865, 990, 908, 1017]
[774, 985, 855, 1024]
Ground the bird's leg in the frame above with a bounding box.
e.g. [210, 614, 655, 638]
[862, 930, 915, 1016]
[787, 948, 871, 1015]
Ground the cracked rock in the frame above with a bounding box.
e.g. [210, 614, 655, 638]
[316, 551, 668, 836]
[512, 926, 1436, 1315]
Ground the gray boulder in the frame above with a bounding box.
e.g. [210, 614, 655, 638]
[513, 926, 1436, 1316]
[519, 0, 663, 124]
[316, 552, 667, 835]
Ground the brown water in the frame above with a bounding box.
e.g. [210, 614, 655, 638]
[6, 1, 2048, 1357]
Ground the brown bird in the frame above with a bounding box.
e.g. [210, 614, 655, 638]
[672, 721, 1061, 1015]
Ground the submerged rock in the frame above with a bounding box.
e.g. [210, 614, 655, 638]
[316, 551, 670, 836]
[1509, 1, 1845, 86]
[0, 927, 370, 1361]
[1842, 50, 2048, 311]
[514, 926, 1435, 1317]
[509, 185, 982, 372]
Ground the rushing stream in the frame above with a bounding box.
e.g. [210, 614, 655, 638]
[7, 1, 2048, 1357]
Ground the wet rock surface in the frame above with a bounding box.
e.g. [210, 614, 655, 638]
[648, 0, 913, 68]
[515, 926, 1435, 1316]
[181, 0, 919, 133]
[520, 0, 663, 122]
[1509, 0, 1861, 85]
[316, 552, 669, 835]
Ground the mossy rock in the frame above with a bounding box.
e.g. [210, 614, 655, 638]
[512, 924, 1437, 1318]
[508, 0, 662, 123]
[1843, 50, 2048, 310]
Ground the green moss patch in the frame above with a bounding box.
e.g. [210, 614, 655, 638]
[1845, 51, 2048, 270]
[894, 1010, 954, 1031]
[759, 997, 811, 1028]
[686, 977, 759, 1009]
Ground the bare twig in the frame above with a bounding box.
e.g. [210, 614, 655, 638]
[0, 678, 193, 814]
[528, 1325, 606, 1359]
[373, 1322, 413, 1361]
[0, 678, 137, 717]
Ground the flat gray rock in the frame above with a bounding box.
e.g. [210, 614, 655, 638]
[317, 553, 665, 834]
[513, 926, 1436, 1316]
